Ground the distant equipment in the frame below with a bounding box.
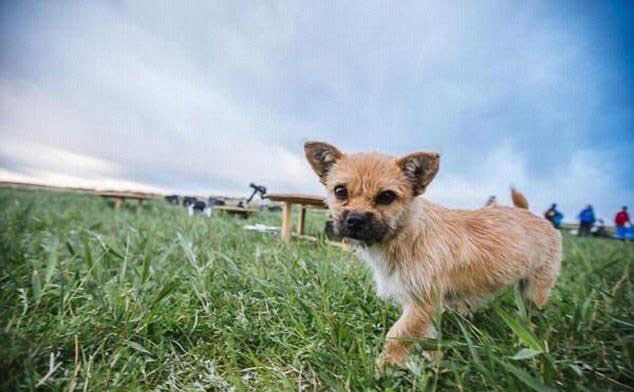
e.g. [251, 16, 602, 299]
[165, 195, 180, 205]
[187, 199, 212, 217]
[246, 183, 268, 203]
[207, 197, 226, 206]
[182, 196, 197, 207]
[193, 200, 206, 212]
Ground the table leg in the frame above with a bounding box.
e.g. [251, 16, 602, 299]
[281, 201, 292, 242]
[297, 207, 306, 235]
[115, 198, 123, 209]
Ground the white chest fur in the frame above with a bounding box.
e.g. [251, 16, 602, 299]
[356, 246, 409, 303]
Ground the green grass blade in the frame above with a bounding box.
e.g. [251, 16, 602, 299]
[82, 238, 94, 269]
[31, 268, 41, 303]
[494, 357, 557, 392]
[511, 348, 542, 361]
[43, 242, 58, 289]
[496, 306, 544, 352]
[457, 318, 490, 377]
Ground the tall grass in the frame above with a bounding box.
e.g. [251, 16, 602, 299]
[1, 188, 632, 391]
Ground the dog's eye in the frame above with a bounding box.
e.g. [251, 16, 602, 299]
[334, 185, 348, 200]
[376, 190, 396, 205]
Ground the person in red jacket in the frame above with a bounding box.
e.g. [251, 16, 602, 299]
[615, 206, 631, 240]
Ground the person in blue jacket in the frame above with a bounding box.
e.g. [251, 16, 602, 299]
[544, 203, 563, 229]
[578, 205, 596, 236]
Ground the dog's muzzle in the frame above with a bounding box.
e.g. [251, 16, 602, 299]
[335, 210, 389, 244]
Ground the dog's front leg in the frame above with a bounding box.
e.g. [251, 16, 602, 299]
[379, 302, 436, 367]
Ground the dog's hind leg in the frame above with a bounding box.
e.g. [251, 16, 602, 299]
[521, 258, 561, 308]
[520, 234, 562, 308]
[448, 295, 489, 319]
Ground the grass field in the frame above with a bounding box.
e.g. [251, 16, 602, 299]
[1, 188, 632, 391]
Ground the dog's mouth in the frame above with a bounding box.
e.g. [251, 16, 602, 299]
[334, 215, 391, 245]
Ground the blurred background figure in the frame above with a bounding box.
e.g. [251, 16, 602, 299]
[592, 219, 611, 238]
[614, 206, 631, 240]
[544, 203, 563, 229]
[485, 195, 497, 207]
[578, 205, 596, 236]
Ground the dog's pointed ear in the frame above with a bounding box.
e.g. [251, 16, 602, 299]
[304, 141, 344, 184]
[397, 152, 440, 196]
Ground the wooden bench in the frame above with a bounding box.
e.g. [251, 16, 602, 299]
[214, 206, 255, 219]
[96, 191, 153, 208]
[267, 193, 328, 242]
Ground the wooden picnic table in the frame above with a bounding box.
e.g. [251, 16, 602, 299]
[267, 193, 328, 242]
[214, 205, 256, 219]
[96, 191, 153, 208]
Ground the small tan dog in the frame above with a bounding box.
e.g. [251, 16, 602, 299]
[304, 141, 562, 367]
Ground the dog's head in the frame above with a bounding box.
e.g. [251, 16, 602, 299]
[305, 141, 439, 245]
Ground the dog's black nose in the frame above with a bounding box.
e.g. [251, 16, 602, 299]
[345, 213, 368, 231]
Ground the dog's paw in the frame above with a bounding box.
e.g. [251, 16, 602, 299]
[375, 348, 407, 374]
[374, 354, 388, 376]
[376, 350, 443, 377]
[375, 353, 402, 377]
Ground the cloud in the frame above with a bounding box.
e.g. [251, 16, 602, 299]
[0, 140, 165, 193]
[0, 168, 165, 194]
[0, 58, 322, 197]
[0, 1, 632, 219]
[0, 140, 119, 178]
[427, 144, 630, 221]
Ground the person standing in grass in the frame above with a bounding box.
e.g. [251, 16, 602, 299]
[544, 203, 563, 228]
[578, 205, 596, 236]
[614, 206, 631, 240]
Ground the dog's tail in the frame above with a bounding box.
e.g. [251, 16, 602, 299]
[510, 187, 529, 209]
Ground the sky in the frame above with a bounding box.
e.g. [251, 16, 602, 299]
[1, 1, 632, 222]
